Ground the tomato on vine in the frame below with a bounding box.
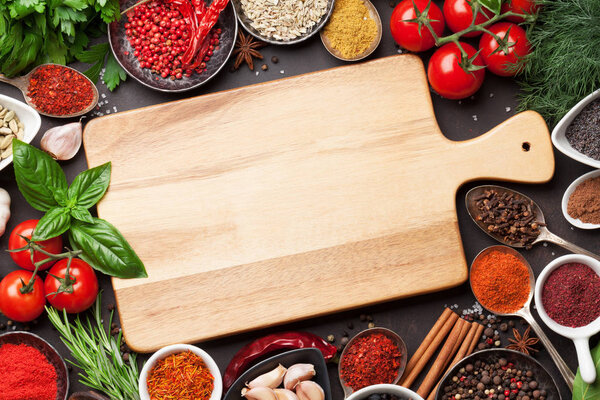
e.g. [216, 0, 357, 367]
[427, 42, 485, 100]
[444, 0, 493, 38]
[0, 270, 45, 322]
[45, 259, 99, 313]
[8, 219, 63, 271]
[479, 22, 531, 77]
[501, 0, 539, 22]
[390, 0, 445, 52]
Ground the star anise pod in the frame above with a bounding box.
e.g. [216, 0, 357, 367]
[232, 31, 266, 71]
[506, 326, 539, 355]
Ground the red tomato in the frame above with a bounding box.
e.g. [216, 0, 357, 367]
[427, 42, 485, 100]
[0, 270, 45, 322]
[501, 0, 540, 22]
[8, 219, 63, 271]
[390, 0, 445, 52]
[44, 259, 98, 313]
[479, 22, 531, 77]
[444, 0, 493, 37]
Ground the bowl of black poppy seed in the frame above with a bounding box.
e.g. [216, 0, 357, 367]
[435, 349, 561, 400]
[552, 88, 600, 169]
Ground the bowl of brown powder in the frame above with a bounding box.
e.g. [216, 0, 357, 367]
[562, 169, 600, 229]
[320, 0, 381, 61]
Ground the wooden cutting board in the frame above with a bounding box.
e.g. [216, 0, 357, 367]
[83, 55, 554, 352]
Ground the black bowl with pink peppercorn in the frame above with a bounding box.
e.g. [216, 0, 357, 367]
[435, 349, 560, 400]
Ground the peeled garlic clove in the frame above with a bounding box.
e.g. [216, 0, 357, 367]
[247, 364, 287, 389]
[274, 389, 299, 400]
[243, 387, 278, 400]
[294, 381, 324, 400]
[283, 364, 316, 390]
[40, 121, 82, 160]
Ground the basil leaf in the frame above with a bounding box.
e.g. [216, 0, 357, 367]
[53, 187, 68, 207]
[13, 140, 68, 212]
[478, 0, 501, 14]
[32, 207, 71, 241]
[70, 206, 94, 224]
[68, 218, 147, 279]
[573, 342, 600, 400]
[68, 162, 111, 209]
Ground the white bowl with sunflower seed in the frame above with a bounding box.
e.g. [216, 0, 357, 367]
[0, 94, 41, 171]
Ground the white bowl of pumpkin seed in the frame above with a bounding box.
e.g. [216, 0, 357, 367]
[0, 94, 41, 172]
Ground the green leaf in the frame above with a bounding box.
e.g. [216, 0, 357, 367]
[103, 51, 126, 91]
[8, 0, 45, 19]
[68, 161, 111, 208]
[573, 342, 600, 400]
[75, 42, 108, 63]
[32, 207, 71, 241]
[70, 206, 94, 223]
[68, 218, 147, 279]
[478, 0, 501, 14]
[13, 140, 68, 212]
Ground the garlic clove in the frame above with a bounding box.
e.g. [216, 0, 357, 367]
[247, 364, 287, 389]
[283, 364, 316, 390]
[40, 122, 82, 161]
[243, 387, 278, 400]
[294, 381, 324, 400]
[274, 389, 299, 400]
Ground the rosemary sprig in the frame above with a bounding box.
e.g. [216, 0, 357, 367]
[517, 0, 600, 127]
[46, 294, 141, 400]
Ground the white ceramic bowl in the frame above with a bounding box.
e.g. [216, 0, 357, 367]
[552, 89, 600, 169]
[561, 169, 600, 229]
[0, 94, 41, 172]
[139, 344, 222, 400]
[534, 254, 600, 384]
[346, 384, 424, 400]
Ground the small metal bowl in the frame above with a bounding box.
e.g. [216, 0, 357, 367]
[232, 0, 335, 45]
[108, 0, 237, 92]
[320, 0, 382, 62]
[0, 331, 69, 400]
[338, 327, 408, 398]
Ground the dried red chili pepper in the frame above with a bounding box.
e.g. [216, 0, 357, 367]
[223, 332, 337, 391]
[182, 0, 229, 67]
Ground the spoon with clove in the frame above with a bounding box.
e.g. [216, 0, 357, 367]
[0, 64, 98, 119]
[465, 185, 600, 261]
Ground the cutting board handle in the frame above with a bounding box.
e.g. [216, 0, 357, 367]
[453, 110, 555, 184]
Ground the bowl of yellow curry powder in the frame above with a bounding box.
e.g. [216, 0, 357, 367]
[320, 0, 381, 61]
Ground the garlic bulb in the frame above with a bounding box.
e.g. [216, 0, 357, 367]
[0, 188, 10, 236]
[274, 389, 299, 400]
[243, 387, 278, 400]
[283, 364, 315, 390]
[247, 364, 287, 389]
[294, 381, 324, 400]
[40, 121, 82, 160]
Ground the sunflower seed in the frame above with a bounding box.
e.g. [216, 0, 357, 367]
[8, 119, 17, 133]
[0, 135, 13, 150]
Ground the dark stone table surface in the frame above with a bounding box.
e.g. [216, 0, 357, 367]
[0, 1, 597, 399]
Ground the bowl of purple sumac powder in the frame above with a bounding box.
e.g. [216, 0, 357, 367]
[552, 88, 600, 169]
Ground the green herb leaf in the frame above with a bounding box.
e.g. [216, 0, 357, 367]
[32, 207, 71, 241]
[478, 0, 500, 14]
[68, 161, 111, 209]
[70, 206, 94, 224]
[13, 140, 68, 212]
[573, 342, 600, 400]
[68, 218, 147, 279]
[103, 51, 126, 91]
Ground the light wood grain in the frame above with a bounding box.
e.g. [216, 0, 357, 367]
[83, 55, 554, 352]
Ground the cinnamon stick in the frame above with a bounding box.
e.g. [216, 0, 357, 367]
[441, 319, 471, 372]
[399, 310, 458, 388]
[467, 323, 485, 355]
[416, 318, 468, 398]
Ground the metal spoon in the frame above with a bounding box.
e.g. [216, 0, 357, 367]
[466, 185, 600, 261]
[338, 327, 408, 399]
[470, 245, 575, 390]
[0, 64, 98, 118]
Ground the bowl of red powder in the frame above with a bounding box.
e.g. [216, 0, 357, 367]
[534, 254, 600, 384]
[561, 169, 600, 230]
[0, 331, 69, 400]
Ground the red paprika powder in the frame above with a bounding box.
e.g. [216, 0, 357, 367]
[0, 343, 58, 400]
[340, 332, 402, 391]
[27, 64, 94, 116]
[470, 249, 530, 314]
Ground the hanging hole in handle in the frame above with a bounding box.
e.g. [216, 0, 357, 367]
[522, 142, 531, 152]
